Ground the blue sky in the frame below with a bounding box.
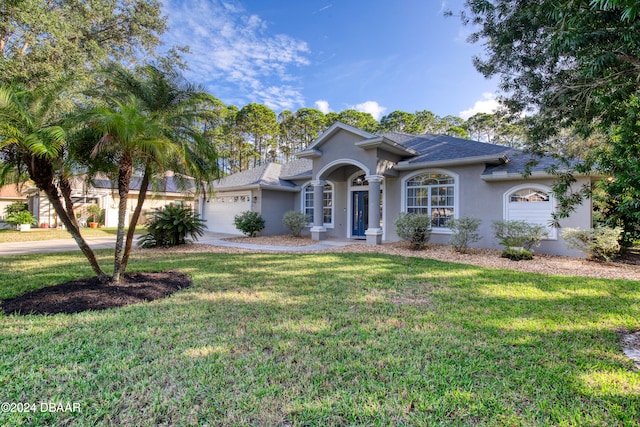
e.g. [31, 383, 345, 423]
[161, 0, 499, 120]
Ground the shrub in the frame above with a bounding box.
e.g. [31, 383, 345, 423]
[138, 204, 206, 248]
[562, 227, 622, 261]
[394, 212, 432, 250]
[86, 204, 102, 223]
[233, 211, 265, 237]
[446, 216, 482, 253]
[4, 201, 28, 216]
[501, 247, 534, 261]
[5, 210, 36, 226]
[492, 220, 548, 251]
[282, 210, 309, 237]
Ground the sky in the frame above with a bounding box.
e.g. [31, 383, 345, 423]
[160, 0, 500, 121]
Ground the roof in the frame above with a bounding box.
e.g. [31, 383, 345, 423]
[0, 184, 29, 199]
[92, 175, 196, 193]
[396, 133, 511, 166]
[213, 163, 300, 191]
[217, 123, 568, 191]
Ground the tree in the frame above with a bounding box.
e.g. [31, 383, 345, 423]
[0, 84, 109, 281]
[335, 109, 379, 133]
[0, 0, 167, 89]
[458, 0, 640, 242]
[86, 96, 172, 282]
[379, 110, 423, 134]
[84, 64, 222, 282]
[236, 103, 277, 167]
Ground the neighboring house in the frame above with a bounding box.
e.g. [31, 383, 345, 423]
[24, 175, 196, 228]
[202, 122, 594, 256]
[0, 184, 29, 227]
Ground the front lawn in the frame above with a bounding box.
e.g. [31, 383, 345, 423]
[1, 250, 639, 426]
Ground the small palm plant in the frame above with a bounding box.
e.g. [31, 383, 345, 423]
[138, 204, 206, 248]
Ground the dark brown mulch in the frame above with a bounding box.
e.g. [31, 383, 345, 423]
[1, 271, 191, 316]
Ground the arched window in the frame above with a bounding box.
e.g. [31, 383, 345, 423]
[404, 172, 456, 228]
[505, 185, 556, 239]
[302, 182, 333, 227]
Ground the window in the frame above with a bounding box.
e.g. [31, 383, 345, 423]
[302, 183, 333, 226]
[505, 185, 556, 239]
[405, 172, 455, 228]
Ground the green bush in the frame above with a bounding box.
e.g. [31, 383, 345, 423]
[282, 210, 309, 237]
[501, 247, 534, 261]
[394, 212, 432, 250]
[5, 210, 36, 226]
[492, 220, 548, 251]
[4, 201, 28, 216]
[234, 211, 265, 237]
[446, 216, 482, 253]
[138, 204, 206, 248]
[86, 204, 102, 223]
[562, 227, 622, 261]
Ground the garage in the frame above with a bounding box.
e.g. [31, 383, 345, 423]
[203, 191, 252, 234]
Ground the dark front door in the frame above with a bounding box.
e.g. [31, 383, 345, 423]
[352, 191, 369, 237]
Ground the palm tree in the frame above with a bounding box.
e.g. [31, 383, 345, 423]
[87, 95, 174, 282]
[88, 63, 222, 281]
[0, 84, 109, 281]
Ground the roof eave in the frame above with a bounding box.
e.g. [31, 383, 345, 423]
[279, 173, 313, 181]
[355, 136, 419, 156]
[295, 148, 322, 159]
[481, 170, 601, 181]
[395, 154, 509, 171]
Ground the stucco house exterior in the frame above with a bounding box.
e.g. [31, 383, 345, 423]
[202, 122, 594, 256]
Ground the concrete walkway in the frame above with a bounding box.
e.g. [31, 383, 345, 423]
[0, 232, 357, 256]
[198, 234, 356, 252]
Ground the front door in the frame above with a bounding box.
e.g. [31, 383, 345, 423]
[352, 191, 369, 237]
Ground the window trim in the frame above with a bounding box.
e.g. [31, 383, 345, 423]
[503, 184, 557, 240]
[401, 169, 459, 233]
[301, 181, 334, 228]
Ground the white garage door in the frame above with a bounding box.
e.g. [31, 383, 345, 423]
[204, 191, 252, 235]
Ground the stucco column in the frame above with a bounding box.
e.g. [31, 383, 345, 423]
[365, 175, 383, 245]
[310, 180, 327, 241]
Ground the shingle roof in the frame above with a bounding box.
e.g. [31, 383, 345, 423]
[280, 158, 312, 179]
[92, 176, 195, 193]
[482, 150, 562, 176]
[396, 133, 511, 164]
[213, 163, 299, 190]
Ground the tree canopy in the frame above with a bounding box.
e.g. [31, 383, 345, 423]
[458, 0, 640, 243]
[0, 0, 167, 88]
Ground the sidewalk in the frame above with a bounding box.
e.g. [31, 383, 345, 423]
[0, 233, 356, 256]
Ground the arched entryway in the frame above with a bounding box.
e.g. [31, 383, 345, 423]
[311, 159, 383, 244]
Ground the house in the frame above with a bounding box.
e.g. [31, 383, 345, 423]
[0, 184, 29, 227]
[202, 122, 595, 256]
[24, 174, 196, 228]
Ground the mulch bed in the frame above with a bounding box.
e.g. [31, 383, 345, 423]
[1, 271, 191, 316]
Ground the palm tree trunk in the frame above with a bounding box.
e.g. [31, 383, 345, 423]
[29, 156, 109, 282]
[112, 155, 133, 283]
[121, 164, 151, 272]
[59, 174, 80, 229]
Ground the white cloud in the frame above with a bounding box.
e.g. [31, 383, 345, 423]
[314, 100, 331, 114]
[162, 0, 310, 110]
[352, 100, 387, 121]
[459, 93, 500, 119]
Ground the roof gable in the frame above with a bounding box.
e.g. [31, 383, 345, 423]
[296, 122, 376, 158]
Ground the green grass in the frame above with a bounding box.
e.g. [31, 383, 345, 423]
[0, 250, 639, 426]
[0, 227, 143, 243]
